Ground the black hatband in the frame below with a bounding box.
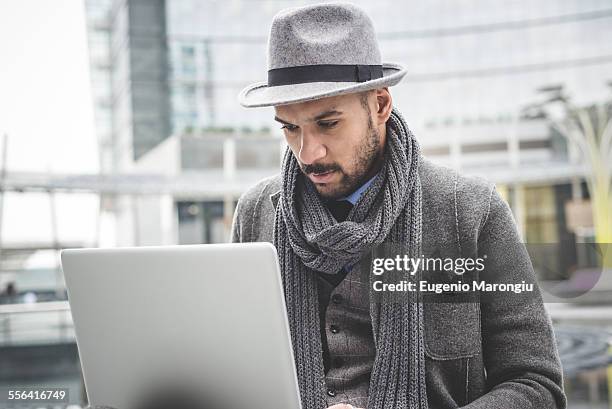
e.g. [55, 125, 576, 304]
[268, 64, 383, 86]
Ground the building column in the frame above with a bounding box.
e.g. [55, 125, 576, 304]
[509, 184, 526, 241]
[223, 195, 235, 241]
[224, 137, 236, 180]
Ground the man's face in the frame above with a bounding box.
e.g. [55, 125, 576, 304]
[274, 92, 384, 200]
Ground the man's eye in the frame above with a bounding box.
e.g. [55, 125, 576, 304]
[319, 121, 338, 129]
[281, 124, 298, 132]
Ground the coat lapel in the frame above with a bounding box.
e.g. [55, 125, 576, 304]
[270, 190, 281, 210]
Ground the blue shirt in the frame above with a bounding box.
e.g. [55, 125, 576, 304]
[339, 173, 378, 205]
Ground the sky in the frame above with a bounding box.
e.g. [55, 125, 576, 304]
[0, 1, 99, 243]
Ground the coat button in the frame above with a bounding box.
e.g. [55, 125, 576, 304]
[329, 324, 340, 334]
[327, 388, 336, 397]
[331, 294, 343, 304]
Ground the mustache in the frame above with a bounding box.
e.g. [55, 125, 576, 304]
[301, 162, 341, 175]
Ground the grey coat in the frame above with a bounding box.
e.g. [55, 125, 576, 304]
[230, 158, 566, 409]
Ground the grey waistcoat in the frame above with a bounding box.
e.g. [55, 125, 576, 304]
[230, 158, 566, 409]
[319, 261, 374, 408]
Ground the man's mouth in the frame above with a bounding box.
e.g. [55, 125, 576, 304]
[308, 170, 336, 184]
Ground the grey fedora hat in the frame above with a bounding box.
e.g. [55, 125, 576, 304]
[238, 2, 407, 108]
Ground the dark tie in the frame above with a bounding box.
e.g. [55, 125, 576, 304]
[326, 199, 354, 222]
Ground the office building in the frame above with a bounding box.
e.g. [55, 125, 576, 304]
[83, 0, 612, 251]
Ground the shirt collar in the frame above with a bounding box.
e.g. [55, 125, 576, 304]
[339, 173, 378, 205]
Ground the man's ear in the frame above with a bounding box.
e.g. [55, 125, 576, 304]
[375, 88, 393, 126]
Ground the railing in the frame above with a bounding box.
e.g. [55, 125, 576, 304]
[0, 301, 73, 346]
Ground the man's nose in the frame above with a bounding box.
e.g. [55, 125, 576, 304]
[298, 133, 326, 165]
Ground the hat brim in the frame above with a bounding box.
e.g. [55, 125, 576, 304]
[238, 62, 407, 108]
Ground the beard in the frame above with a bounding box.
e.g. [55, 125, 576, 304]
[300, 114, 383, 200]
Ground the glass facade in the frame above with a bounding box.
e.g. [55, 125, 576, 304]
[164, 0, 612, 135]
[85, 0, 114, 172]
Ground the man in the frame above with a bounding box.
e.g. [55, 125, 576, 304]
[232, 3, 566, 409]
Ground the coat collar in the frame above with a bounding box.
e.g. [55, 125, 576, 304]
[270, 190, 281, 210]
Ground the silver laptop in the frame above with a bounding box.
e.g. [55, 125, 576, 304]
[61, 242, 302, 409]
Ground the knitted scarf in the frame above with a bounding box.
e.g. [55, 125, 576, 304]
[273, 107, 428, 409]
